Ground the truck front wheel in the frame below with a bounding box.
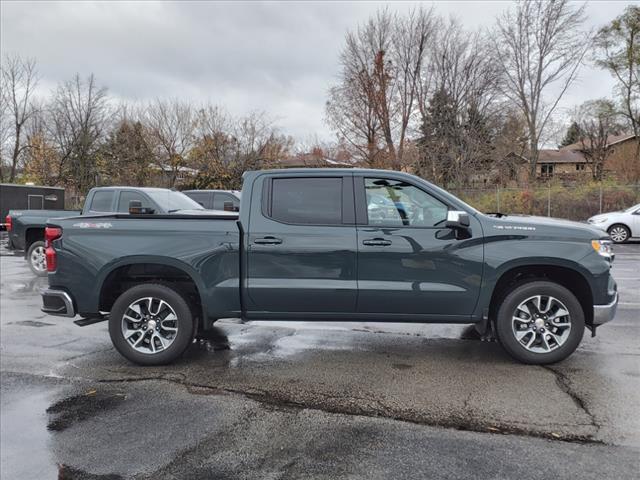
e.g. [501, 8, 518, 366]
[109, 283, 195, 365]
[495, 281, 585, 364]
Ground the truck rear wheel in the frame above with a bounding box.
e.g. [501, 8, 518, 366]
[27, 241, 47, 277]
[495, 281, 585, 364]
[109, 283, 195, 365]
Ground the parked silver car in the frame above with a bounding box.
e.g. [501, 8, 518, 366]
[588, 203, 640, 243]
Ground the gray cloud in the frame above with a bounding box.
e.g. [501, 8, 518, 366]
[1, 1, 630, 140]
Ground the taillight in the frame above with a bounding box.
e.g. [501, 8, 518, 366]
[4, 215, 11, 232]
[45, 227, 62, 272]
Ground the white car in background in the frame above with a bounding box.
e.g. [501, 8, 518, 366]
[588, 203, 640, 243]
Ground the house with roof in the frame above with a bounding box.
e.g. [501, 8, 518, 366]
[535, 133, 638, 181]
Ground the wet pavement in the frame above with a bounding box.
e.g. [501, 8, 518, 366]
[1, 242, 639, 479]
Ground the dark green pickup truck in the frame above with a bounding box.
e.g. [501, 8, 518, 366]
[41, 169, 618, 365]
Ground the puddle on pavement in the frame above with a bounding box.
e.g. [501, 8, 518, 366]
[4, 276, 48, 294]
[1, 388, 58, 479]
[216, 321, 475, 366]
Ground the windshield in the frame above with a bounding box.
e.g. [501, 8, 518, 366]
[146, 190, 204, 212]
[625, 203, 640, 213]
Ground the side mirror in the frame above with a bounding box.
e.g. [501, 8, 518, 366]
[129, 200, 154, 215]
[446, 210, 470, 229]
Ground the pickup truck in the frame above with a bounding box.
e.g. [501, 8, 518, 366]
[40, 169, 618, 366]
[6, 186, 206, 276]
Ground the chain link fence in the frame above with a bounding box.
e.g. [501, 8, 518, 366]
[449, 183, 640, 221]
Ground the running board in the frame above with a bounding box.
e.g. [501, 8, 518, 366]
[74, 315, 108, 327]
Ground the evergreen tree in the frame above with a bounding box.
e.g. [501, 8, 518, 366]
[417, 89, 459, 184]
[559, 122, 582, 147]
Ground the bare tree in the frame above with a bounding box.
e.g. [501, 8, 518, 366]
[145, 99, 195, 187]
[327, 7, 436, 169]
[594, 5, 640, 162]
[417, 21, 503, 186]
[574, 99, 624, 180]
[326, 81, 382, 166]
[22, 103, 59, 185]
[0, 55, 39, 182]
[493, 0, 589, 180]
[48, 74, 110, 193]
[188, 106, 291, 189]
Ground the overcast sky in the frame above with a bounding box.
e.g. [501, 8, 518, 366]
[0, 1, 633, 142]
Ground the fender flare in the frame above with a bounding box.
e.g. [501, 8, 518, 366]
[96, 255, 209, 321]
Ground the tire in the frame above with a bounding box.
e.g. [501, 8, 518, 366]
[109, 283, 196, 365]
[607, 224, 630, 243]
[27, 241, 47, 277]
[495, 281, 585, 365]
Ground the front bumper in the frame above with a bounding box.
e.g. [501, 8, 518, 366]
[593, 292, 618, 326]
[41, 288, 76, 317]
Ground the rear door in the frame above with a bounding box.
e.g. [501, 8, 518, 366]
[246, 173, 357, 315]
[355, 175, 484, 319]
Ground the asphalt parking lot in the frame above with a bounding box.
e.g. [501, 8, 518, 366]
[1, 242, 639, 479]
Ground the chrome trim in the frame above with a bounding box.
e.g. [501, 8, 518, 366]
[593, 292, 618, 326]
[41, 288, 76, 317]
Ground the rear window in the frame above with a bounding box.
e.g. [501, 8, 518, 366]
[270, 178, 342, 225]
[89, 191, 114, 212]
[184, 192, 211, 209]
[117, 191, 153, 213]
[213, 193, 240, 211]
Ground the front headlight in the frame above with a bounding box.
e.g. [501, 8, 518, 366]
[591, 239, 613, 258]
[590, 217, 608, 223]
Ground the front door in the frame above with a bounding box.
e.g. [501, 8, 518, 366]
[246, 174, 357, 315]
[356, 176, 484, 318]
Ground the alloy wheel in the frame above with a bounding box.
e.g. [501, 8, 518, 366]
[30, 246, 47, 273]
[511, 295, 571, 353]
[121, 297, 179, 354]
[609, 226, 628, 243]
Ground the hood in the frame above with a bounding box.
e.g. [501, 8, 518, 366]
[588, 211, 622, 222]
[485, 214, 607, 240]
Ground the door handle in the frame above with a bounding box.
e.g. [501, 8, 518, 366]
[362, 238, 392, 246]
[254, 236, 283, 245]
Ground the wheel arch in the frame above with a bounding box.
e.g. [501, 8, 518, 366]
[486, 263, 594, 327]
[24, 227, 45, 255]
[97, 256, 208, 329]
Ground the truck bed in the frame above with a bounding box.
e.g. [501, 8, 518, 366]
[48, 214, 242, 319]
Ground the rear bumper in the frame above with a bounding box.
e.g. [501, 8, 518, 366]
[593, 292, 618, 326]
[41, 288, 76, 317]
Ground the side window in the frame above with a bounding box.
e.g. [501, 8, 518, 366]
[89, 191, 115, 212]
[364, 178, 448, 227]
[270, 178, 342, 225]
[117, 191, 152, 213]
[185, 192, 211, 209]
[213, 193, 240, 212]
